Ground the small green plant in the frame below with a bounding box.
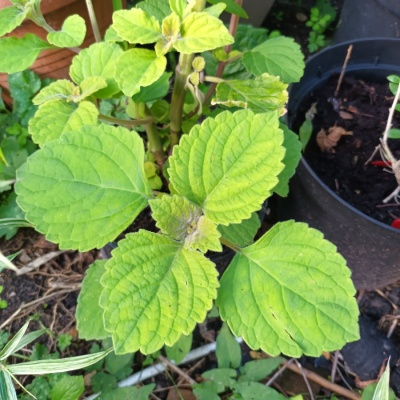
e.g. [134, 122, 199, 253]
[0, 0, 359, 389]
[56, 334, 72, 352]
[0, 285, 7, 309]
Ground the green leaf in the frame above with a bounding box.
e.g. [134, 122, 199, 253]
[47, 15, 86, 48]
[192, 381, 221, 400]
[217, 221, 360, 357]
[98, 384, 156, 400]
[29, 100, 99, 146]
[169, 0, 186, 19]
[212, 74, 288, 115]
[77, 76, 108, 101]
[0, 192, 26, 240]
[239, 358, 284, 382]
[372, 360, 390, 400]
[76, 260, 109, 340]
[204, 3, 227, 18]
[105, 350, 134, 380]
[1, 371, 18, 400]
[174, 12, 233, 54]
[50, 375, 84, 400]
[272, 123, 302, 197]
[132, 72, 171, 103]
[69, 42, 124, 98]
[155, 12, 181, 56]
[136, 0, 171, 22]
[10, 329, 47, 356]
[0, 321, 29, 360]
[0, 6, 28, 37]
[16, 124, 151, 251]
[113, 9, 161, 44]
[99, 230, 219, 354]
[202, 368, 237, 392]
[169, 110, 285, 225]
[219, 213, 261, 247]
[165, 333, 193, 363]
[206, 0, 248, 18]
[0, 34, 54, 74]
[388, 128, 400, 139]
[233, 381, 286, 400]
[299, 118, 313, 150]
[115, 48, 167, 96]
[243, 36, 305, 84]
[216, 323, 241, 369]
[33, 80, 75, 105]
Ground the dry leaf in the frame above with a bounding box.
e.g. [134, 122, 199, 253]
[339, 111, 354, 120]
[316, 126, 353, 152]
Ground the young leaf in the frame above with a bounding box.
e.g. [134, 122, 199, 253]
[50, 375, 84, 400]
[169, 0, 186, 19]
[29, 100, 99, 146]
[0, 34, 54, 74]
[0, 321, 29, 360]
[299, 118, 313, 150]
[69, 42, 124, 98]
[212, 74, 288, 115]
[239, 358, 284, 382]
[33, 80, 75, 105]
[204, 3, 227, 18]
[77, 76, 108, 101]
[155, 12, 181, 56]
[113, 9, 162, 44]
[202, 368, 237, 392]
[243, 36, 305, 84]
[174, 12, 234, 54]
[16, 125, 152, 251]
[192, 381, 221, 400]
[136, 0, 171, 22]
[372, 360, 390, 400]
[100, 230, 219, 354]
[216, 323, 242, 369]
[165, 333, 193, 363]
[169, 110, 285, 225]
[76, 260, 109, 340]
[0, 6, 28, 37]
[388, 128, 400, 139]
[115, 49, 167, 96]
[206, 0, 248, 18]
[47, 15, 86, 48]
[217, 221, 360, 357]
[219, 213, 261, 247]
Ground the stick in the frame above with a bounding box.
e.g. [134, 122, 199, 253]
[295, 360, 315, 400]
[334, 44, 353, 97]
[158, 355, 196, 385]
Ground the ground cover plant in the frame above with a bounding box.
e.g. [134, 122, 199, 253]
[0, 0, 360, 396]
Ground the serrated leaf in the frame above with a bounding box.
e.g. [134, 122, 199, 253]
[206, 0, 248, 18]
[0, 34, 53, 74]
[99, 230, 219, 354]
[233, 381, 286, 400]
[77, 76, 108, 101]
[104, 26, 124, 42]
[0, 6, 28, 37]
[76, 260, 109, 340]
[113, 9, 161, 44]
[169, 110, 285, 225]
[216, 323, 241, 369]
[29, 100, 99, 146]
[47, 15, 86, 48]
[212, 74, 288, 115]
[202, 368, 237, 392]
[169, 0, 186, 19]
[217, 221, 360, 358]
[219, 213, 261, 247]
[185, 215, 222, 252]
[33, 80, 75, 105]
[243, 36, 305, 84]
[132, 72, 171, 103]
[165, 333, 193, 363]
[155, 12, 180, 56]
[50, 375, 84, 400]
[69, 42, 124, 98]
[115, 48, 167, 96]
[137, 0, 171, 22]
[16, 124, 151, 251]
[388, 128, 400, 139]
[239, 358, 284, 382]
[272, 124, 302, 197]
[174, 12, 233, 54]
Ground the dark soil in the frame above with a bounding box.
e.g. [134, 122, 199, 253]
[294, 74, 400, 226]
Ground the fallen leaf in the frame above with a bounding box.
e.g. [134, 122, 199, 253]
[316, 126, 353, 152]
[339, 111, 353, 120]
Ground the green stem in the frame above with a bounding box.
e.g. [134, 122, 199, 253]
[144, 106, 166, 166]
[98, 114, 154, 127]
[85, 0, 102, 42]
[112, 0, 124, 11]
[220, 237, 241, 253]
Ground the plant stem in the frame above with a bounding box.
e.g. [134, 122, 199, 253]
[143, 106, 166, 165]
[98, 114, 154, 127]
[112, 0, 124, 11]
[220, 237, 241, 253]
[85, 0, 102, 43]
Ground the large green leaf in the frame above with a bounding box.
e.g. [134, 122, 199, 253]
[212, 74, 288, 115]
[47, 15, 86, 48]
[0, 6, 27, 37]
[0, 34, 53, 74]
[76, 260, 109, 340]
[243, 36, 305, 84]
[100, 230, 219, 354]
[29, 101, 99, 146]
[136, 0, 171, 22]
[113, 9, 162, 44]
[33, 80, 75, 105]
[169, 110, 285, 225]
[50, 376, 84, 400]
[174, 12, 234, 54]
[217, 221, 360, 357]
[219, 213, 260, 248]
[69, 42, 123, 98]
[15, 124, 152, 251]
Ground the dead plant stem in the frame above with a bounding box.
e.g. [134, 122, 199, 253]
[334, 44, 353, 97]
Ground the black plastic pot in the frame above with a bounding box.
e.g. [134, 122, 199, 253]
[280, 38, 400, 289]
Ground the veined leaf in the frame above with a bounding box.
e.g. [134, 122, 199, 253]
[239, 358, 284, 382]
[217, 221, 360, 357]
[1, 371, 17, 400]
[69, 42, 124, 98]
[206, 0, 248, 18]
[16, 125, 152, 251]
[243, 36, 305, 84]
[136, 0, 171, 22]
[33, 80, 75, 105]
[219, 213, 260, 247]
[113, 9, 162, 44]
[115, 48, 167, 96]
[0, 6, 28, 37]
[77, 77, 108, 101]
[155, 12, 180, 56]
[165, 333, 193, 363]
[169, 110, 285, 225]
[169, 0, 186, 19]
[0, 34, 54, 74]
[0, 321, 29, 360]
[100, 230, 219, 354]
[132, 72, 171, 103]
[29, 101, 99, 146]
[174, 12, 234, 54]
[76, 260, 109, 340]
[216, 323, 241, 369]
[47, 15, 86, 48]
[50, 376, 84, 400]
[372, 360, 390, 400]
[212, 73, 288, 115]
[204, 3, 227, 18]
[10, 329, 47, 356]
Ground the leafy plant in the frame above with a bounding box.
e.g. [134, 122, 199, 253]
[0, 285, 7, 309]
[1, 0, 359, 386]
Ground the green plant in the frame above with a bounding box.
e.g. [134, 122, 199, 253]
[0, 285, 7, 309]
[1, 0, 359, 380]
